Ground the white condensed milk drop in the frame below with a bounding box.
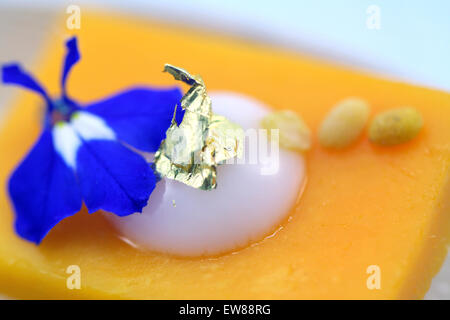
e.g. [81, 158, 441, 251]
[107, 92, 306, 256]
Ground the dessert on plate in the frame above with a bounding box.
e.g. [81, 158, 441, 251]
[0, 12, 449, 299]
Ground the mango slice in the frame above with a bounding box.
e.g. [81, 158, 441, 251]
[0, 12, 449, 299]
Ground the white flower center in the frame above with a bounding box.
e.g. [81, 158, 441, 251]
[52, 111, 116, 169]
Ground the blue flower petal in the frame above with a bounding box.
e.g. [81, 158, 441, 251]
[9, 129, 82, 244]
[61, 37, 80, 98]
[76, 139, 156, 216]
[85, 87, 183, 152]
[2, 64, 53, 108]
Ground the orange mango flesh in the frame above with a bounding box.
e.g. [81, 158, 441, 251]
[0, 12, 450, 299]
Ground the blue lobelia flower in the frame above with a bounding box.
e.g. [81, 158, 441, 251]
[2, 37, 183, 244]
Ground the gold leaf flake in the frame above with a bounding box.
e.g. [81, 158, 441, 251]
[153, 64, 244, 190]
